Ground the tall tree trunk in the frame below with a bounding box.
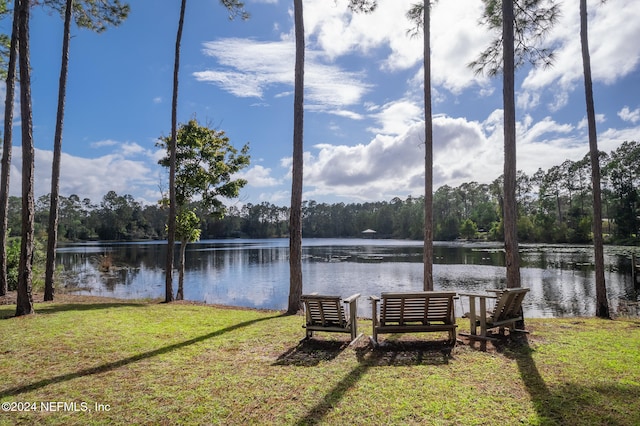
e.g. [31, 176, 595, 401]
[287, 0, 304, 314]
[44, 0, 73, 302]
[422, 0, 433, 291]
[580, 0, 609, 318]
[502, 0, 521, 289]
[166, 0, 187, 303]
[16, 0, 34, 316]
[177, 238, 186, 300]
[0, 0, 19, 297]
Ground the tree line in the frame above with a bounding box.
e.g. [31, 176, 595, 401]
[4, 140, 638, 246]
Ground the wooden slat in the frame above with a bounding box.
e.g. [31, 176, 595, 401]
[372, 291, 458, 345]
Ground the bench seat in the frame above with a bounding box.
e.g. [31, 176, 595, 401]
[370, 291, 457, 346]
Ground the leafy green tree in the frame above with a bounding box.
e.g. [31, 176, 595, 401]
[0, 0, 11, 79]
[604, 141, 640, 242]
[95, 191, 141, 240]
[44, 0, 130, 301]
[459, 218, 478, 240]
[158, 119, 250, 301]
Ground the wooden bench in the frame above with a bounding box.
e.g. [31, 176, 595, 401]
[300, 293, 361, 342]
[459, 287, 530, 340]
[369, 291, 458, 346]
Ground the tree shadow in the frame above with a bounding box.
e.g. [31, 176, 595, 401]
[486, 333, 640, 424]
[294, 363, 370, 426]
[356, 339, 454, 367]
[274, 339, 350, 367]
[0, 297, 151, 320]
[0, 313, 283, 398]
[292, 338, 455, 425]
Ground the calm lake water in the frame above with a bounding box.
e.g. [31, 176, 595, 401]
[56, 239, 640, 318]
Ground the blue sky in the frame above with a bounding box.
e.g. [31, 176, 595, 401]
[3, 0, 640, 207]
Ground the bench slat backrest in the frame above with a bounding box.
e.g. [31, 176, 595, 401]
[491, 288, 529, 323]
[380, 292, 455, 326]
[302, 295, 346, 328]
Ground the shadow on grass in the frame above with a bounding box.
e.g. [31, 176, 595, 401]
[274, 339, 350, 367]
[356, 339, 454, 367]
[0, 299, 151, 320]
[0, 313, 283, 398]
[37, 302, 150, 315]
[488, 333, 640, 425]
[295, 363, 370, 426]
[292, 338, 454, 425]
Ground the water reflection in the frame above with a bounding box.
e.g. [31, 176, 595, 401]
[56, 239, 640, 318]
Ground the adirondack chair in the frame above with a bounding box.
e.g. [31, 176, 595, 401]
[459, 288, 530, 340]
[300, 293, 361, 342]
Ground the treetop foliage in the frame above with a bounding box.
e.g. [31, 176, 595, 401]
[39, 0, 130, 32]
[470, 0, 560, 76]
[156, 118, 250, 219]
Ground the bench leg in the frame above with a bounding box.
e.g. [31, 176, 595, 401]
[479, 298, 487, 338]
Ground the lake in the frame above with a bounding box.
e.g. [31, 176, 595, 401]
[56, 239, 640, 318]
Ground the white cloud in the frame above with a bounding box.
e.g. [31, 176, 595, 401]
[577, 113, 605, 130]
[298, 116, 494, 201]
[368, 100, 422, 135]
[430, 0, 493, 94]
[121, 142, 148, 156]
[91, 139, 119, 149]
[193, 38, 371, 112]
[238, 164, 282, 187]
[618, 106, 640, 124]
[280, 109, 640, 202]
[522, 0, 640, 112]
[10, 148, 159, 205]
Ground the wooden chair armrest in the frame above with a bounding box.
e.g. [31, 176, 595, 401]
[369, 296, 379, 326]
[343, 293, 361, 304]
[458, 292, 497, 299]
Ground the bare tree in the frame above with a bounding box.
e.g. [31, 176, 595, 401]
[408, 0, 436, 290]
[165, 0, 187, 303]
[287, 0, 378, 314]
[44, 0, 130, 302]
[580, 0, 609, 318]
[16, 0, 34, 316]
[471, 0, 558, 289]
[287, 0, 304, 314]
[0, 0, 18, 297]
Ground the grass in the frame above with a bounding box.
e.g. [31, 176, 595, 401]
[1, 295, 639, 425]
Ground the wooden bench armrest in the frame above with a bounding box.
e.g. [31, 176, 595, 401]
[343, 293, 361, 304]
[459, 292, 497, 299]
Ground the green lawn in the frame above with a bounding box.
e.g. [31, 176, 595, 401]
[1, 296, 639, 425]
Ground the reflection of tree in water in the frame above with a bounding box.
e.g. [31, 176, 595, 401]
[57, 250, 141, 292]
